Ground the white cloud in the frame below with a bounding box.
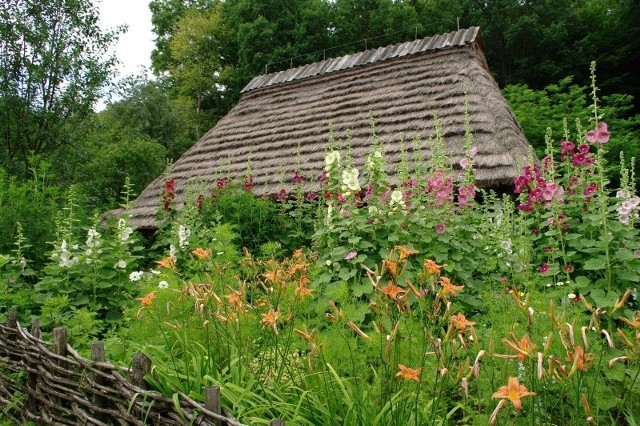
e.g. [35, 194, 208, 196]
[98, 0, 155, 79]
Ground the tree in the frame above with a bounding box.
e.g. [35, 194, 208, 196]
[0, 0, 122, 177]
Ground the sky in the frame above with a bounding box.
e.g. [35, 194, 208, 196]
[98, 0, 155, 80]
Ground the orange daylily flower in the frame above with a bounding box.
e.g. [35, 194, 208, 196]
[261, 308, 280, 334]
[449, 313, 476, 333]
[501, 332, 537, 362]
[225, 289, 243, 309]
[383, 259, 398, 277]
[394, 245, 419, 260]
[263, 269, 284, 286]
[439, 277, 464, 297]
[396, 364, 421, 382]
[423, 259, 445, 276]
[566, 345, 595, 372]
[295, 283, 314, 299]
[492, 377, 536, 411]
[380, 282, 406, 300]
[156, 256, 176, 270]
[191, 248, 211, 261]
[137, 291, 157, 307]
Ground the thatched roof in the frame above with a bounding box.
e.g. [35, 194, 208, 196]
[127, 26, 531, 229]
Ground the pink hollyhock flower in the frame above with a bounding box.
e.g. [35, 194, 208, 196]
[293, 170, 304, 184]
[539, 263, 549, 273]
[435, 223, 446, 234]
[583, 183, 597, 196]
[337, 193, 347, 202]
[469, 146, 478, 157]
[459, 158, 471, 170]
[306, 192, 318, 201]
[586, 122, 610, 144]
[344, 251, 358, 260]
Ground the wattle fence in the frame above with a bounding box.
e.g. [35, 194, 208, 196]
[0, 311, 272, 425]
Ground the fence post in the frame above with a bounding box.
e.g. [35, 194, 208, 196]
[132, 352, 151, 389]
[7, 311, 17, 329]
[91, 341, 111, 422]
[205, 386, 223, 426]
[52, 327, 67, 360]
[27, 319, 41, 414]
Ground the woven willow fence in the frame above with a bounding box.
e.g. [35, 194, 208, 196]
[0, 312, 281, 425]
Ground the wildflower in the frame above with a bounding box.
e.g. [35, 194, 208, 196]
[586, 122, 610, 144]
[325, 151, 340, 168]
[158, 281, 169, 289]
[342, 168, 360, 191]
[423, 259, 444, 275]
[117, 219, 134, 243]
[243, 174, 253, 191]
[439, 277, 464, 297]
[389, 190, 403, 206]
[157, 256, 176, 270]
[435, 223, 446, 234]
[394, 245, 418, 260]
[192, 248, 211, 261]
[225, 289, 243, 308]
[567, 346, 595, 373]
[261, 308, 280, 334]
[499, 332, 537, 362]
[178, 225, 191, 249]
[381, 282, 405, 300]
[449, 313, 476, 334]
[383, 259, 398, 277]
[86, 227, 101, 248]
[276, 188, 288, 202]
[583, 183, 597, 196]
[137, 291, 157, 307]
[114, 259, 127, 269]
[396, 364, 421, 382]
[492, 377, 535, 411]
[162, 177, 175, 210]
[344, 251, 358, 261]
[129, 271, 144, 282]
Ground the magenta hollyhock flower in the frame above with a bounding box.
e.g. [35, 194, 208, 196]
[344, 251, 358, 260]
[564, 264, 574, 272]
[293, 170, 304, 184]
[583, 183, 597, 196]
[517, 203, 533, 211]
[276, 188, 288, 201]
[435, 223, 446, 234]
[586, 122, 610, 144]
[244, 174, 253, 191]
[337, 193, 347, 202]
[306, 192, 318, 201]
[539, 263, 549, 273]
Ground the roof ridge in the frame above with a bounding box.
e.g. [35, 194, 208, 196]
[241, 27, 480, 93]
